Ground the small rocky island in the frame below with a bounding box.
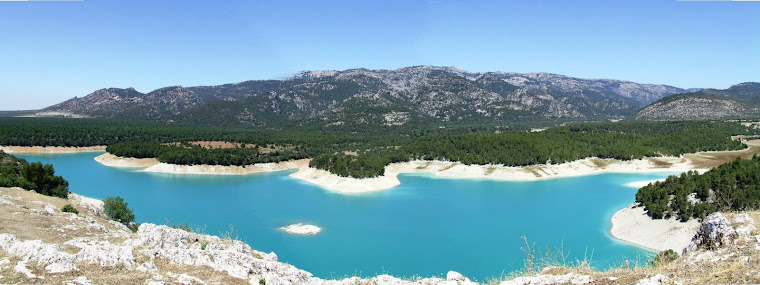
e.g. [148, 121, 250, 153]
[280, 223, 322, 235]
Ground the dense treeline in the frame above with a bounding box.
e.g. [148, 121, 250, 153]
[2, 118, 758, 179]
[0, 151, 69, 198]
[567, 120, 755, 136]
[309, 154, 409, 179]
[400, 126, 747, 166]
[311, 121, 757, 178]
[107, 142, 307, 166]
[636, 155, 760, 221]
[0, 117, 501, 149]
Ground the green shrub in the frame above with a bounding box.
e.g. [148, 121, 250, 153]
[61, 204, 79, 215]
[128, 223, 139, 233]
[652, 249, 679, 266]
[103, 196, 135, 225]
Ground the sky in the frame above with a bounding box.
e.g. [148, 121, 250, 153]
[1, 0, 758, 110]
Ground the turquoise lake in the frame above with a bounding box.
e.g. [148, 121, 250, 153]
[14, 152, 678, 281]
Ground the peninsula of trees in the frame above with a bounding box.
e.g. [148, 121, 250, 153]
[636, 155, 760, 221]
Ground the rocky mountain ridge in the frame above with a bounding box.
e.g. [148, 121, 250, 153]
[38, 66, 689, 126]
[633, 82, 760, 121]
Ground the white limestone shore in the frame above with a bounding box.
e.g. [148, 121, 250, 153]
[93, 153, 309, 175]
[94, 153, 160, 168]
[279, 223, 322, 235]
[289, 155, 707, 194]
[142, 160, 310, 175]
[92, 145, 760, 194]
[624, 178, 667, 188]
[1, 145, 106, 154]
[610, 203, 700, 252]
[289, 167, 401, 194]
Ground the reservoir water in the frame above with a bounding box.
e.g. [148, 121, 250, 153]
[15, 152, 677, 281]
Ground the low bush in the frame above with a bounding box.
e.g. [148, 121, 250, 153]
[61, 204, 79, 215]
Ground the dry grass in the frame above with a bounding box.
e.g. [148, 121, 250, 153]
[647, 157, 674, 168]
[0, 187, 129, 248]
[493, 211, 760, 285]
[439, 163, 459, 171]
[523, 166, 545, 178]
[684, 145, 760, 169]
[415, 161, 432, 169]
[589, 158, 615, 168]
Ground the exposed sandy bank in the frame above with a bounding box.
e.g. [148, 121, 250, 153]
[290, 146, 760, 194]
[94, 153, 160, 168]
[93, 153, 308, 174]
[624, 179, 667, 188]
[1, 145, 106, 154]
[610, 203, 700, 252]
[279, 223, 322, 235]
[141, 159, 309, 175]
[289, 167, 401, 194]
[290, 157, 701, 194]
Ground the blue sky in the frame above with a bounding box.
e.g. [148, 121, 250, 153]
[1, 0, 758, 110]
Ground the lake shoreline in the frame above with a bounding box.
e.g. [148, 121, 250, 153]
[93, 153, 310, 175]
[609, 203, 700, 253]
[89, 145, 760, 194]
[96, 148, 708, 253]
[1, 145, 107, 154]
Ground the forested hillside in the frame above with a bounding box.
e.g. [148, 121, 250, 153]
[636, 155, 760, 221]
[0, 151, 69, 198]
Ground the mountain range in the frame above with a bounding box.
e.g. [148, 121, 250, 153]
[34, 66, 754, 126]
[632, 82, 760, 121]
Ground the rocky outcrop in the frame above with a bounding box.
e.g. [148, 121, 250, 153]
[681, 212, 760, 267]
[280, 223, 322, 235]
[0, 233, 78, 273]
[683, 213, 737, 252]
[497, 273, 593, 285]
[635, 274, 669, 285]
[133, 223, 306, 281]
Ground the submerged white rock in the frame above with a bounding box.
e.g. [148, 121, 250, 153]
[279, 223, 322, 235]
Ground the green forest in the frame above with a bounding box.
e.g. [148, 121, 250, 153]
[636, 155, 760, 221]
[399, 126, 746, 166]
[1, 118, 758, 178]
[0, 151, 69, 198]
[106, 142, 307, 166]
[306, 121, 757, 178]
